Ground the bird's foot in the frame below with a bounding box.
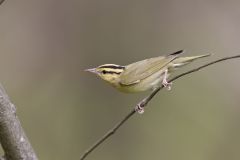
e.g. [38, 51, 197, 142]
[135, 103, 145, 114]
[162, 79, 172, 90]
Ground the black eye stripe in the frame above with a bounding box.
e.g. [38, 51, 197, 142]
[99, 65, 125, 69]
[102, 71, 122, 75]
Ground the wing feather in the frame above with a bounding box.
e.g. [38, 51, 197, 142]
[119, 50, 184, 85]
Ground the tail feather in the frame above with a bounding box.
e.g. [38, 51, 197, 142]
[168, 50, 185, 56]
[171, 54, 211, 68]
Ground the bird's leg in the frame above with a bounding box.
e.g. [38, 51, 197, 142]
[135, 88, 159, 114]
[162, 69, 172, 90]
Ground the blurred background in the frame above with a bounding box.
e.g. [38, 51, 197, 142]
[0, 0, 240, 159]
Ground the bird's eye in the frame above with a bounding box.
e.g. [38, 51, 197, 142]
[102, 70, 107, 74]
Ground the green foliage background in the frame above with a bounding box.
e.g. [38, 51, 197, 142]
[0, 0, 240, 159]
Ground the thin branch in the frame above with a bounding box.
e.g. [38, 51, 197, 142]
[0, 85, 38, 160]
[80, 109, 135, 160]
[80, 54, 240, 160]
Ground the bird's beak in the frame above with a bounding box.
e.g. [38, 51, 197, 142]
[84, 68, 98, 74]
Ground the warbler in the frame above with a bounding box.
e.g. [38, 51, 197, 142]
[85, 50, 210, 113]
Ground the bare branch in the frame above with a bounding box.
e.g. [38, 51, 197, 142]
[80, 54, 240, 160]
[0, 85, 38, 160]
[0, 1, 37, 159]
[80, 109, 135, 160]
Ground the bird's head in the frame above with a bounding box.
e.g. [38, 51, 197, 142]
[85, 64, 125, 84]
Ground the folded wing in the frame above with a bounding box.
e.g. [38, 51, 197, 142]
[119, 50, 184, 85]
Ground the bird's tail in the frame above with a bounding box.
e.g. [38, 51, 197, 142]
[170, 54, 211, 69]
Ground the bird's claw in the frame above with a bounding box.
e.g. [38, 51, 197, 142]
[135, 103, 144, 114]
[162, 80, 172, 90]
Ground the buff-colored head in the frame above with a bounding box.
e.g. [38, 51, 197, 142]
[85, 64, 125, 85]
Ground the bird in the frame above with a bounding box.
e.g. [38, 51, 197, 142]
[85, 50, 210, 113]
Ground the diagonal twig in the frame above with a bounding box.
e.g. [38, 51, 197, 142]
[80, 54, 240, 160]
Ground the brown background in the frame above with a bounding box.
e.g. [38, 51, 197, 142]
[0, 0, 240, 159]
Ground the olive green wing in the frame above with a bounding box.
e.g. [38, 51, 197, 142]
[119, 50, 184, 85]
